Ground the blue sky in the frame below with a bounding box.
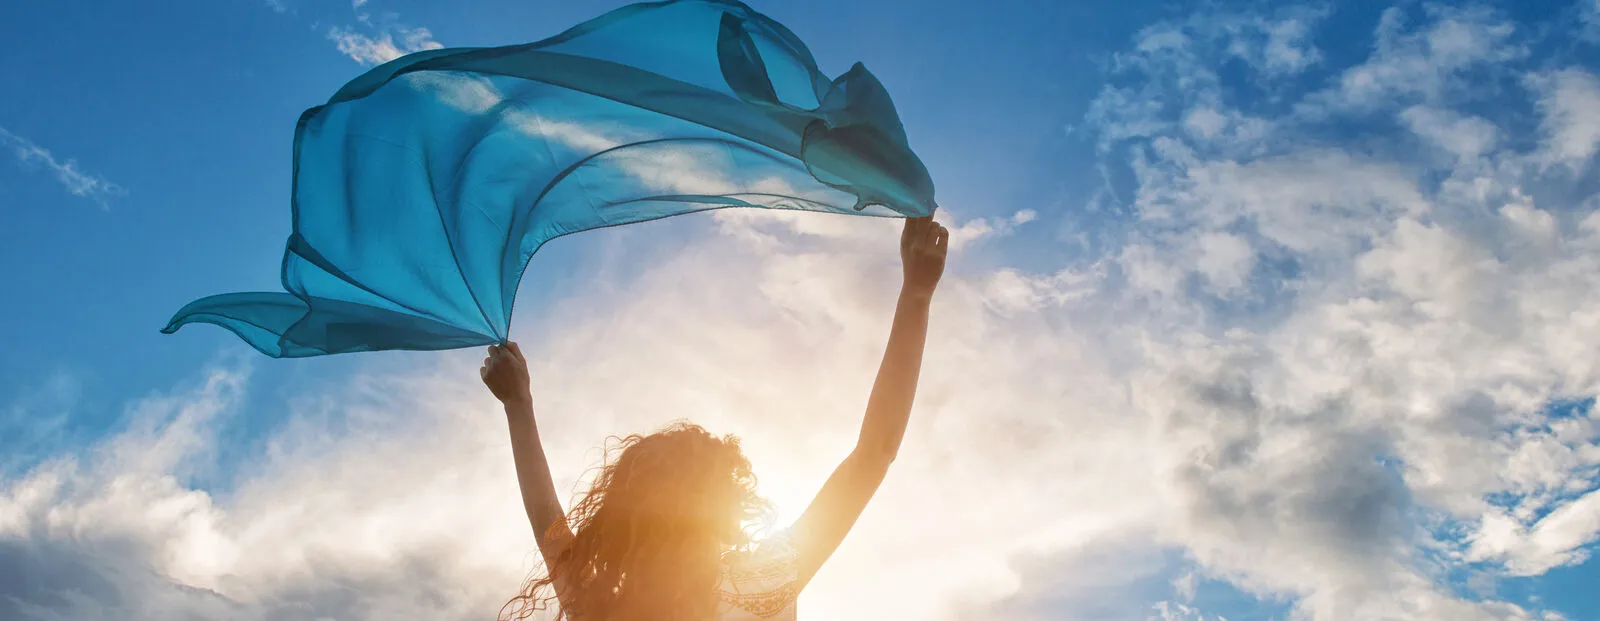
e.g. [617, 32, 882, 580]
[3, 1, 1600, 620]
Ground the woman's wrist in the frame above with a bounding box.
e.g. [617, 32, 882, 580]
[502, 393, 534, 415]
[900, 285, 936, 304]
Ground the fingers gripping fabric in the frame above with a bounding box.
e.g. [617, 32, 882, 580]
[163, 0, 935, 357]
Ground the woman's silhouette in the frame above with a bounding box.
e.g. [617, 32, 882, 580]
[482, 216, 949, 620]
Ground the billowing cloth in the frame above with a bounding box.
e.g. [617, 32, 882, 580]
[164, 0, 935, 357]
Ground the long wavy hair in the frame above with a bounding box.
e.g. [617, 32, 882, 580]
[500, 421, 774, 621]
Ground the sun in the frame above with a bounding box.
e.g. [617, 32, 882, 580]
[746, 452, 819, 533]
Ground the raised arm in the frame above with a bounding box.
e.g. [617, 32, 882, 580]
[790, 216, 948, 588]
[482, 343, 575, 589]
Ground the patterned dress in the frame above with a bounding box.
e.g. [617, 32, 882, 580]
[716, 533, 800, 621]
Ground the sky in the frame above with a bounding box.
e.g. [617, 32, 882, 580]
[2, 0, 1600, 619]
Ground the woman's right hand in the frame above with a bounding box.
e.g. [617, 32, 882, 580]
[481, 342, 532, 406]
[901, 216, 949, 299]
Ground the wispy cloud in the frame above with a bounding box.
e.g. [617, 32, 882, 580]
[1582, 0, 1600, 41]
[327, 24, 442, 65]
[0, 126, 126, 208]
[0, 371, 81, 476]
[1528, 68, 1600, 170]
[255, 0, 441, 66]
[944, 208, 1039, 250]
[1302, 4, 1525, 115]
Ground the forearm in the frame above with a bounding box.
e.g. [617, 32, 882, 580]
[856, 289, 932, 461]
[503, 399, 570, 554]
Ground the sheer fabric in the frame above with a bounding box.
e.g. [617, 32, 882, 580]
[164, 0, 935, 357]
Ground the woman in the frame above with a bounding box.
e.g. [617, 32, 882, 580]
[481, 216, 949, 620]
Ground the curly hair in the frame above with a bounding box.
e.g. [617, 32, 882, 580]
[500, 421, 774, 621]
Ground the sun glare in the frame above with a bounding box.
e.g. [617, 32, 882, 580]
[746, 452, 817, 534]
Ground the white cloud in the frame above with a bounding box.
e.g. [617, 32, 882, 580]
[1172, 569, 1198, 603]
[945, 208, 1041, 250]
[1149, 601, 1226, 621]
[1129, 146, 1428, 270]
[1129, 7, 1326, 79]
[1183, 107, 1230, 141]
[1470, 485, 1600, 576]
[1259, 14, 1319, 74]
[1307, 5, 1524, 113]
[1527, 68, 1600, 170]
[327, 24, 442, 66]
[0, 126, 126, 208]
[1090, 6, 1322, 154]
[1193, 231, 1254, 294]
[1584, 0, 1600, 41]
[1401, 105, 1500, 160]
[978, 264, 1104, 314]
[1074, 2, 1600, 619]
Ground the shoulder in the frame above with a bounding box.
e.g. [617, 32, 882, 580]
[717, 530, 800, 620]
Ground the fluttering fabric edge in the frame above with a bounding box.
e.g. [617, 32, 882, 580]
[161, 203, 911, 358]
